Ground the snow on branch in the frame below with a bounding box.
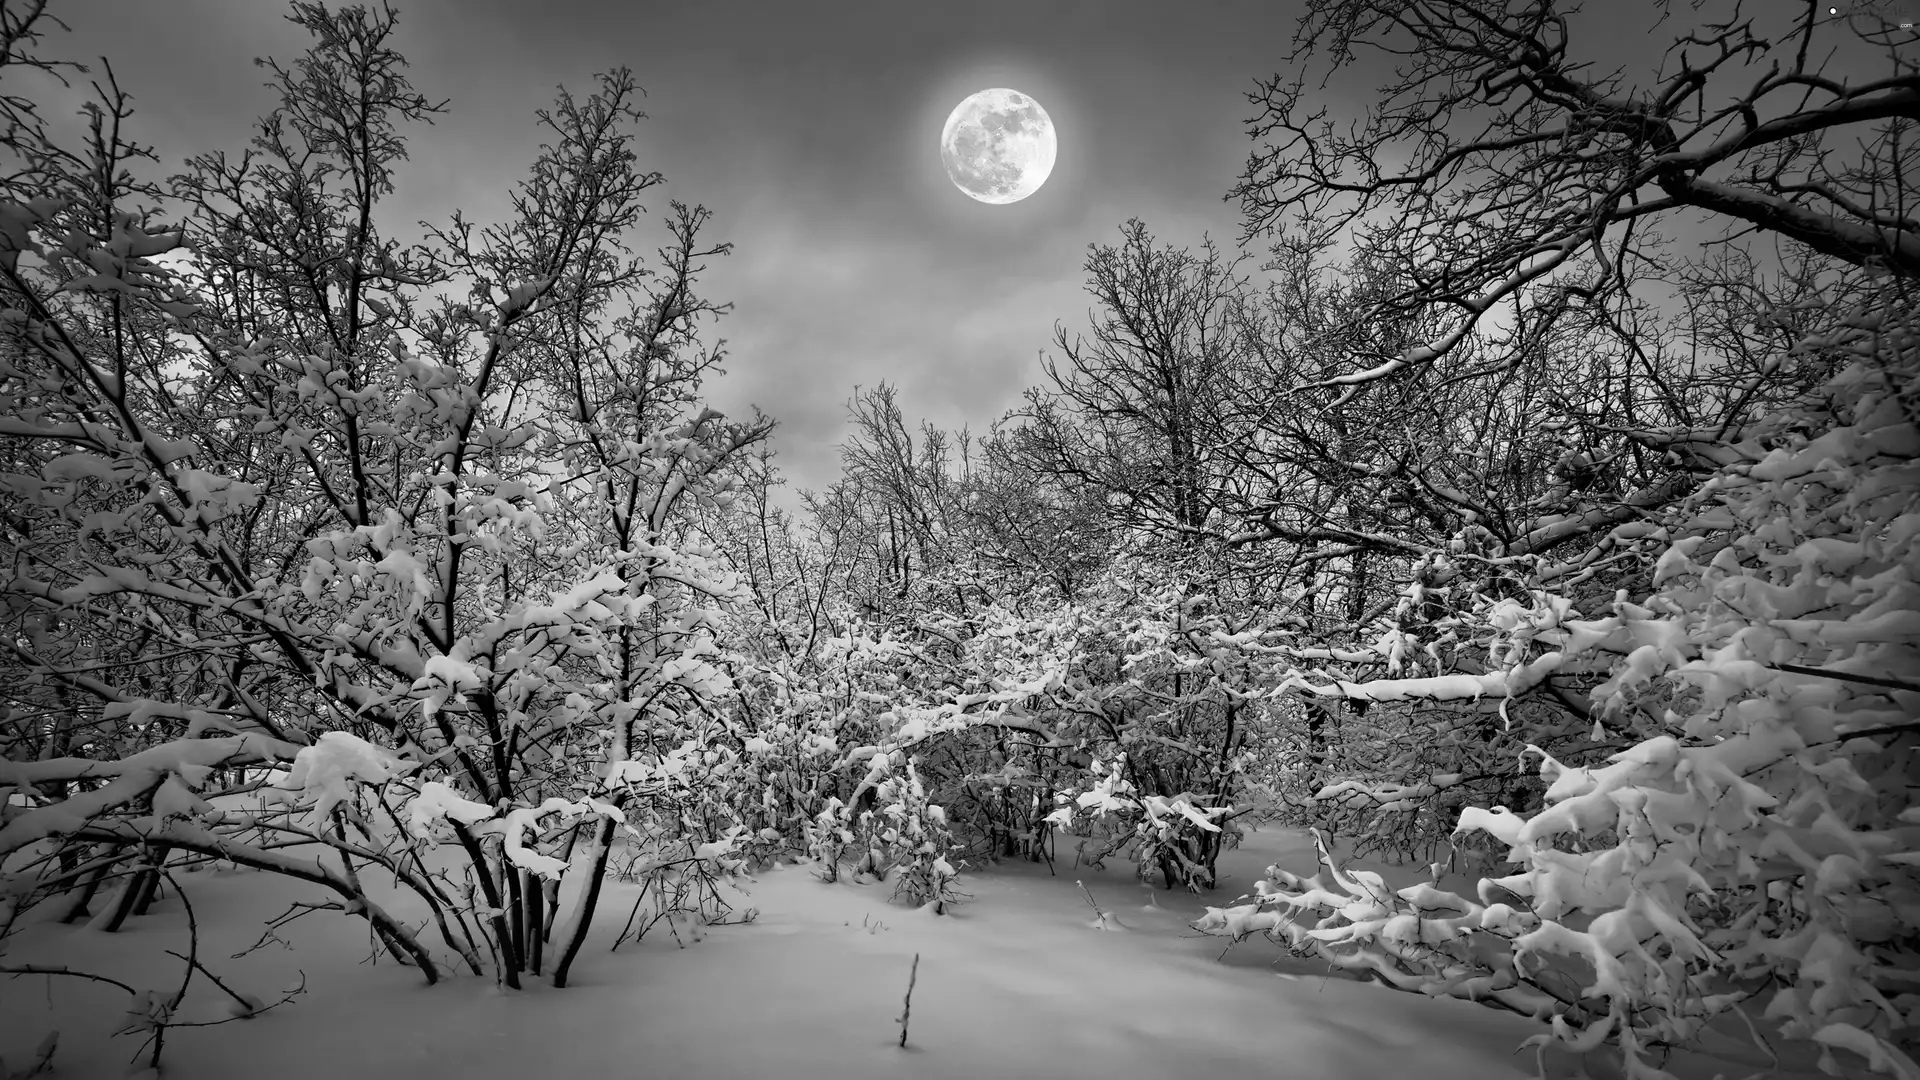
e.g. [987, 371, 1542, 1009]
[1285, 651, 1567, 704]
[0, 734, 300, 859]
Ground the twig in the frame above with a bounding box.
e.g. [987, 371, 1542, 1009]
[134, 970, 305, 1030]
[897, 952, 920, 1049]
[142, 867, 204, 1069]
[162, 950, 257, 1016]
[0, 966, 138, 995]
[13, 1030, 57, 1077]
[1076, 879, 1105, 920]
[1768, 661, 1920, 694]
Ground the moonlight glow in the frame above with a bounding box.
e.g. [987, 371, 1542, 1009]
[940, 88, 1056, 204]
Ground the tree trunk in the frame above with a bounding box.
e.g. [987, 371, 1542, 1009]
[453, 825, 520, 988]
[129, 844, 171, 916]
[1305, 701, 1333, 796]
[88, 865, 148, 932]
[549, 814, 617, 988]
[524, 871, 545, 975]
[506, 864, 527, 971]
[55, 851, 117, 924]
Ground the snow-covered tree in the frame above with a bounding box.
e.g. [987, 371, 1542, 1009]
[0, 0, 766, 1000]
[1200, 288, 1918, 1078]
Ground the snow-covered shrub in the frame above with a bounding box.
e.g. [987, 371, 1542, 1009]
[1047, 754, 1239, 891]
[1274, 695, 1558, 869]
[1256, 548, 1605, 867]
[804, 796, 854, 883]
[721, 658, 880, 859]
[870, 756, 966, 911]
[804, 752, 966, 910]
[1200, 297, 1919, 1079]
[850, 559, 1272, 892]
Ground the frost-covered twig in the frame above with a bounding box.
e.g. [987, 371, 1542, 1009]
[1077, 879, 1104, 920]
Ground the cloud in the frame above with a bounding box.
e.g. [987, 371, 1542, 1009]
[702, 208, 1088, 495]
[40, 0, 1273, 505]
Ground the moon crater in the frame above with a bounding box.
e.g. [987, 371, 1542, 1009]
[941, 88, 1056, 205]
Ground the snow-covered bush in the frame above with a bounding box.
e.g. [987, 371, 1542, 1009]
[804, 751, 966, 911]
[1199, 297, 1919, 1078]
[804, 796, 856, 882]
[868, 756, 966, 911]
[1044, 753, 1240, 891]
[848, 558, 1272, 891]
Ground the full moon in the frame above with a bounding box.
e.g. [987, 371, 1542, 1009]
[940, 88, 1056, 205]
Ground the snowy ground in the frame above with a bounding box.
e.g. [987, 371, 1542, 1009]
[2, 826, 1809, 1080]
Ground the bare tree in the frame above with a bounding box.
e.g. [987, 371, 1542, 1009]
[1234, 0, 1920, 395]
[1016, 221, 1265, 547]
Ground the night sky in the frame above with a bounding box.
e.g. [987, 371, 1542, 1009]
[38, 0, 1904, 496]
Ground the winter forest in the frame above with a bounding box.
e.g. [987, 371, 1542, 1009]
[0, 0, 1915, 1077]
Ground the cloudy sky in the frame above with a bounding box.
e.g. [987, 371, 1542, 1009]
[40, 0, 1909, 496]
[43, 0, 1313, 495]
